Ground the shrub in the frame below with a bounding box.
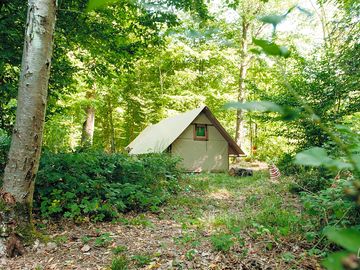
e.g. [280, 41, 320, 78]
[0, 132, 10, 178]
[290, 169, 332, 193]
[34, 151, 182, 221]
[301, 178, 360, 229]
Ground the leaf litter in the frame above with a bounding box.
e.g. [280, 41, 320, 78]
[1, 172, 322, 270]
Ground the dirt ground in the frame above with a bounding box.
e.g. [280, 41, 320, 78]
[0, 170, 322, 270]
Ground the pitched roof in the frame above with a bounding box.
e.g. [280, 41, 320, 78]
[127, 106, 244, 156]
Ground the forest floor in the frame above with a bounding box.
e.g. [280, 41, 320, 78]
[1, 171, 322, 270]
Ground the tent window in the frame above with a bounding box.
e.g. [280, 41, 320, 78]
[194, 124, 208, 140]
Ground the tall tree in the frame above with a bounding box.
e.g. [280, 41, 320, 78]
[81, 87, 96, 146]
[0, 0, 57, 257]
[232, 0, 265, 150]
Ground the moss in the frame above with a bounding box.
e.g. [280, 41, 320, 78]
[0, 200, 37, 244]
[12, 202, 36, 244]
[0, 200, 10, 212]
[15, 222, 36, 244]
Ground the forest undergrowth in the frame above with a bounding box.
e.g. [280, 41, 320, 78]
[1, 171, 331, 270]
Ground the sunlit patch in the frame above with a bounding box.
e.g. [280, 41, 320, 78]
[207, 188, 232, 200]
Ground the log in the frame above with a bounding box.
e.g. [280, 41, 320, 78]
[229, 167, 253, 177]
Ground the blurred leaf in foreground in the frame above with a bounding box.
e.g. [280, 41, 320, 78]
[252, 38, 291, 58]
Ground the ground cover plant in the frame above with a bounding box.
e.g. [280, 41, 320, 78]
[34, 151, 182, 221]
[1, 172, 325, 269]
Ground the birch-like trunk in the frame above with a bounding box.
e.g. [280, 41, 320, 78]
[81, 105, 95, 146]
[81, 89, 96, 147]
[109, 104, 116, 153]
[0, 0, 57, 257]
[235, 19, 249, 149]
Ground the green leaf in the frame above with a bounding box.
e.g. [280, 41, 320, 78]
[279, 46, 291, 58]
[327, 159, 353, 170]
[297, 6, 313, 17]
[295, 147, 353, 169]
[249, 48, 261, 55]
[352, 154, 360, 171]
[259, 6, 296, 27]
[325, 227, 360, 253]
[294, 147, 331, 167]
[259, 14, 286, 26]
[86, 0, 117, 11]
[224, 101, 284, 113]
[322, 251, 349, 270]
[252, 38, 291, 58]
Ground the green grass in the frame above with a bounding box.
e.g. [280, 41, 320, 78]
[110, 256, 129, 270]
[108, 171, 309, 268]
[132, 254, 152, 267]
[166, 171, 305, 241]
[210, 233, 235, 252]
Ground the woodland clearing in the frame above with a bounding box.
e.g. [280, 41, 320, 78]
[1, 172, 321, 270]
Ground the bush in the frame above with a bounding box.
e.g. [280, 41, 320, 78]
[0, 132, 11, 177]
[301, 178, 360, 229]
[278, 153, 333, 193]
[277, 153, 299, 176]
[290, 169, 332, 193]
[34, 151, 182, 221]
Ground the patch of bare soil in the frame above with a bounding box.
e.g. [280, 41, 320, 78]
[0, 213, 321, 269]
[0, 215, 321, 270]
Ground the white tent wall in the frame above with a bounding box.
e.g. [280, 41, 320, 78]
[171, 113, 229, 172]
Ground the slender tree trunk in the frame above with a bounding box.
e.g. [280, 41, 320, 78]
[249, 117, 253, 157]
[235, 19, 249, 149]
[81, 90, 96, 146]
[81, 106, 95, 146]
[0, 0, 57, 257]
[107, 98, 116, 153]
[159, 66, 164, 95]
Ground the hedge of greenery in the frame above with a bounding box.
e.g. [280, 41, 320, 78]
[0, 133, 10, 178]
[34, 151, 182, 221]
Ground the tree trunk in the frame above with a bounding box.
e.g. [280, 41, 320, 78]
[107, 98, 116, 153]
[81, 106, 95, 146]
[1, 0, 57, 257]
[249, 117, 253, 157]
[81, 90, 96, 147]
[235, 19, 249, 149]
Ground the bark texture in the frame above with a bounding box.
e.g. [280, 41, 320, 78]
[235, 19, 250, 149]
[107, 99, 116, 153]
[81, 91, 96, 146]
[1, 0, 57, 257]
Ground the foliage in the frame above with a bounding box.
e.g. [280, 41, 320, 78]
[132, 254, 152, 267]
[290, 169, 332, 193]
[301, 178, 360, 229]
[34, 151, 182, 221]
[110, 255, 129, 270]
[210, 233, 234, 252]
[323, 228, 360, 270]
[94, 232, 113, 247]
[112, 245, 127, 255]
[0, 131, 10, 177]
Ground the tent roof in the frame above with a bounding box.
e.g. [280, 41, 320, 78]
[127, 106, 244, 156]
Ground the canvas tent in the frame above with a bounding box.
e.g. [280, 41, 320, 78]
[127, 106, 244, 172]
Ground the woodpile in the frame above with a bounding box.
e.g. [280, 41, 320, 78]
[229, 167, 253, 177]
